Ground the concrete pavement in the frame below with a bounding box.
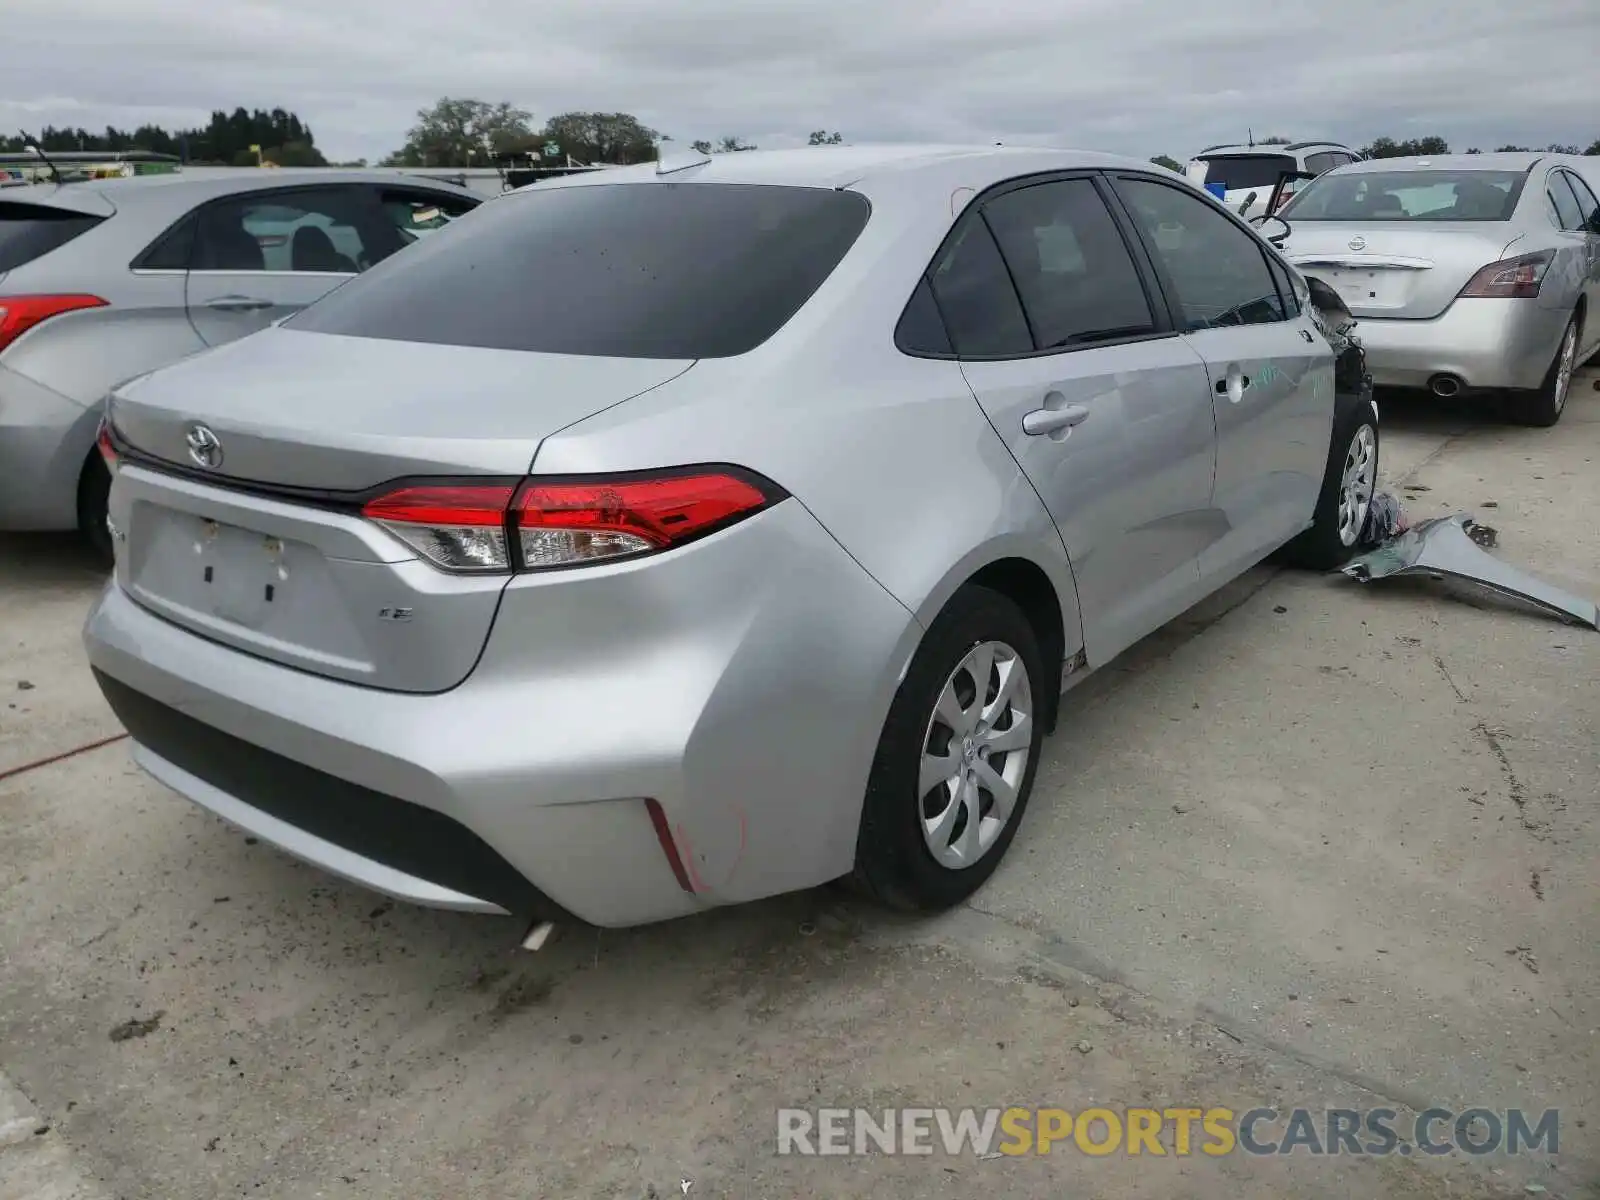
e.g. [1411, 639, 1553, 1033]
[2, 371, 1596, 1199]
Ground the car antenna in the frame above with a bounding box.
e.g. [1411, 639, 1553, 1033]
[1247, 127, 1255, 148]
[19, 133, 63, 185]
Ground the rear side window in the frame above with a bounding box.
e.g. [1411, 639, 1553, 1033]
[290, 183, 871, 359]
[981, 179, 1156, 349]
[195, 188, 386, 274]
[0, 202, 104, 272]
[133, 212, 197, 270]
[378, 189, 478, 245]
[1565, 172, 1600, 233]
[895, 278, 952, 355]
[926, 220, 1033, 356]
[1200, 155, 1298, 191]
[1548, 173, 1586, 232]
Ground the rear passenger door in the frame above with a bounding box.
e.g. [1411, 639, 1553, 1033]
[933, 173, 1219, 667]
[1109, 173, 1334, 584]
[185, 186, 399, 347]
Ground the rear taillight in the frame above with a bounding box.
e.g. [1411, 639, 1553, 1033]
[1273, 187, 1296, 212]
[360, 468, 783, 574]
[1459, 251, 1553, 299]
[362, 483, 518, 572]
[96, 419, 118, 474]
[0, 294, 108, 355]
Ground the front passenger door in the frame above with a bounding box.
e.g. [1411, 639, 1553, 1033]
[1110, 174, 1334, 584]
[185, 186, 387, 347]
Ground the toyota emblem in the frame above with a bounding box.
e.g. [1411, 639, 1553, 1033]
[185, 423, 223, 470]
[1347, 236, 1367, 251]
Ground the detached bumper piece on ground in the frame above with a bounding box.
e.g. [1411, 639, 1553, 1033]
[1342, 512, 1600, 630]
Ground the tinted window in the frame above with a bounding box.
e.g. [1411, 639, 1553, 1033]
[1116, 177, 1286, 330]
[0, 202, 104, 272]
[1548, 173, 1586, 232]
[1565, 172, 1600, 232]
[292, 183, 870, 359]
[133, 213, 196, 270]
[1280, 170, 1525, 222]
[896, 278, 952, 355]
[1304, 153, 1338, 176]
[195, 188, 381, 273]
[982, 179, 1155, 349]
[378, 189, 478, 246]
[1264, 252, 1302, 317]
[926, 219, 1033, 357]
[1200, 155, 1297, 191]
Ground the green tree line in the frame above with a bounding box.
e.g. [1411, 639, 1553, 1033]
[2, 107, 333, 166]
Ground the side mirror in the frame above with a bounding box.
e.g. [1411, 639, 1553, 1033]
[1250, 214, 1292, 247]
[1237, 190, 1258, 216]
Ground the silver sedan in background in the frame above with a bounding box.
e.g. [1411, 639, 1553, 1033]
[0, 169, 480, 556]
[1272, 152, 1600, 425]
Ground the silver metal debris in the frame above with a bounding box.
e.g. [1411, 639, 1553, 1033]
[1342, 514, 1598, 629]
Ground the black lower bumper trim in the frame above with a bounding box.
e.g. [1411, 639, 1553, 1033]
[93, 668, 563, 922]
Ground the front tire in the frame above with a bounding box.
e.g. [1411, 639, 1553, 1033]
[1283, 389, 1380, 570]
[1509, 313, 1579, 429]
[852, 585, 1046, 911]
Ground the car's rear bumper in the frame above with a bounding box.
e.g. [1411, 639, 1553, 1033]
[83, 500, 922, 928]
[1353, 299, 1567, 392]
[0, 363, 97, 531]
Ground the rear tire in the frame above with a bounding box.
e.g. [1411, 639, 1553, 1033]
[851, 585, 1046, 912]
[77, 453, 113, 568]
[1283, 389, 1380, 570]
[1508, 313, 1579, 429]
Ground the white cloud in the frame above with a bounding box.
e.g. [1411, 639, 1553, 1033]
[3, 0, 1597, 162]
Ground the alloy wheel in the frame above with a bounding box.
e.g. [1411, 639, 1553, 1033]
[1336, 424, 1377, 547]
[918, 640, 1034, 869]
[1552, 323, 1577, 416]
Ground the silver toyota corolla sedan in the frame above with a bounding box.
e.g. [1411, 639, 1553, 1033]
[0, 169, 480, 557]
[1272, 153, 1600, 425]
[83, 145, 1377, 932]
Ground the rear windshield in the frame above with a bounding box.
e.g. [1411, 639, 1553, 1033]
[0, 202, 104, 272]
[1280, 170, 1526, 222]
[289, 182, 872, 359]
[1199, 155, 1298, 191]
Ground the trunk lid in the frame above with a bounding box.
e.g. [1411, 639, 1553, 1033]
[110, 325, 693, 490]
[109, 326, 693, 692]
[1280, 221, 1518, 320]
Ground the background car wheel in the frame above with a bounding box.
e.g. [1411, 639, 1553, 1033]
[1283, 390, 1380, 570]
[1509, 313, 1579, 429]
[77, 452, 114, 567]
[851, 585, 1046, 912]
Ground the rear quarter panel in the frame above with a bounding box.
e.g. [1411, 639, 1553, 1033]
[527, 171, 1084, 659]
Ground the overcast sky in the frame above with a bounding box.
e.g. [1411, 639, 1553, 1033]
[5, 0, 1598, 164]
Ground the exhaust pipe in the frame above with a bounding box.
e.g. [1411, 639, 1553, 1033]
[1428, 374, 1463, 398]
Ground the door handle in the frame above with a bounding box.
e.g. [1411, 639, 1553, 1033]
[1022, 403, 1090, 437]
[205, 295, 273, 312]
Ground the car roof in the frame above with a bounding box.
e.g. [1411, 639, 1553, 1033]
[1195, 142, 1353, 157]
[512, 143, 1168, 196]
[15, 169, 479, 217]
[1337, 152, 1548, 174]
